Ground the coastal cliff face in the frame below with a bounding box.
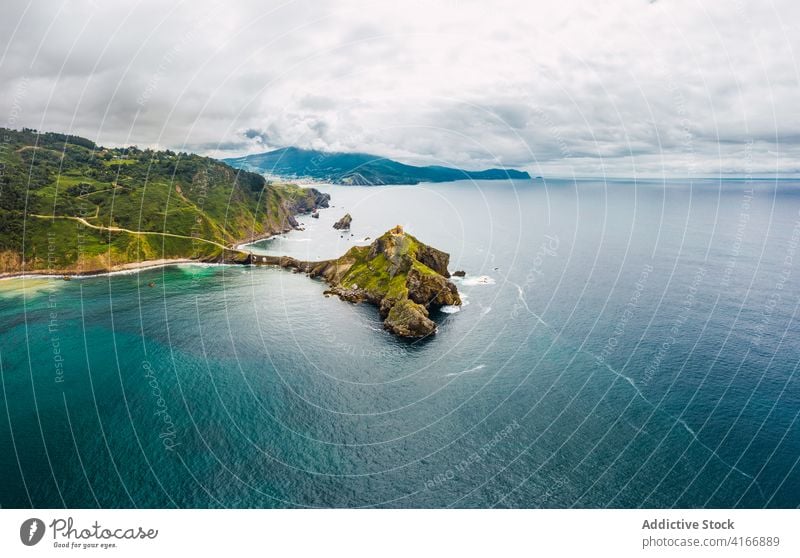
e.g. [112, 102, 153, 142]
[254, 226, 461, 338]
[236, 183, 330, 246]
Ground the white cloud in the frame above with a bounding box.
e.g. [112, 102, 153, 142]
[1, 0, 799, 176]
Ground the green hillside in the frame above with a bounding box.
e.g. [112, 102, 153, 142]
[0, 128, 329, 274]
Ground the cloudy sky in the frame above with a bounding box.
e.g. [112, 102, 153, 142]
[1, 0, 799, 176]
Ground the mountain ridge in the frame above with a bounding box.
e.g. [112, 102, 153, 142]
[223, 146, 531, 185]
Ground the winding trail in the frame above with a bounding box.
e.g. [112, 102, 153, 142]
[30, 214, 232, 251]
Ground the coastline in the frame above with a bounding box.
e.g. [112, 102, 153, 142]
[1, 205, 329, 281]
[0, 258, 198, 281]
[233, 206, 325, 250]
[233, 226, 294, 251]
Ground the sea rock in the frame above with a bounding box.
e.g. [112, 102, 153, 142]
[319, 226, 460, 337]
[384, 299, 437, 337]
[311, 211, 320, 218]
[452, 270, 466, 277]
[254, 226, 461, 338]
[333, 213, 352, 230]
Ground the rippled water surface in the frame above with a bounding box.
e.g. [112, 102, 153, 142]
[1, 178, 799, 508]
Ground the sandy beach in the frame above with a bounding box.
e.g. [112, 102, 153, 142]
[0, 258, 197, 281]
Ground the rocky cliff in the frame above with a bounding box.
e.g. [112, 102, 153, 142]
[254, 225, 461, 338]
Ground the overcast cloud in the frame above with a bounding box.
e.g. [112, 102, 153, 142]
[1, 0, 799, 176]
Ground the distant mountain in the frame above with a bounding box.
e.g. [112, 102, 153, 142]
[223, 147, 530, 185]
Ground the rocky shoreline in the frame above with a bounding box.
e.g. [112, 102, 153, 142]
[2, 200, 462, 339]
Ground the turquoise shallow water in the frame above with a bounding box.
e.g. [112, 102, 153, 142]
[1, 178, 799, 508]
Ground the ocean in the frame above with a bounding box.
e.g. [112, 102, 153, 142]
[1, 177, 798, 508]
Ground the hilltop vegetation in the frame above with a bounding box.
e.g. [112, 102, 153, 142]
[0, 128, 328, 273]
[224, 146, 531, 185]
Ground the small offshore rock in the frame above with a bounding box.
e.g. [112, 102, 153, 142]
[333, 213, 352, 230]
[384, 299, 437, 338]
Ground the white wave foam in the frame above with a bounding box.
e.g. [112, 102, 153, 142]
[41, 262, 235, 280]
[440, 305, 461, 314]
[460, 275, 496, 286]
[445, 364, 486, 377]
[0, 274, 65, 282]
[175, 263, 232, 269]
